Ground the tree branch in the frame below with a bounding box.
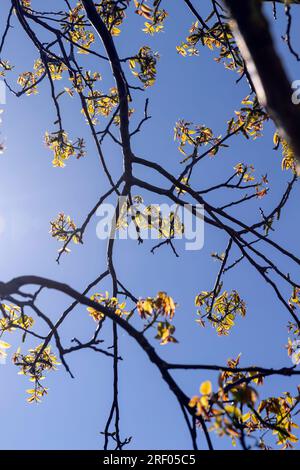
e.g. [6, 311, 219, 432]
[223, 0, 300, 167]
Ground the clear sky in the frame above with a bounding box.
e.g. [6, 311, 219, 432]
[0, 0, 299, 450]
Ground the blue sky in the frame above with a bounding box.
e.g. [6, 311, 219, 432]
[0, 0, 299, 450]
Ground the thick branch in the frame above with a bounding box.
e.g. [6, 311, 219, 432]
[265, 1, 300, 3]
[223, 0, 300, 166]
[81, 0, 133, 181]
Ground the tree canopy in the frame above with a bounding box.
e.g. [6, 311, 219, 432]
[0, 0, 300, 451]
